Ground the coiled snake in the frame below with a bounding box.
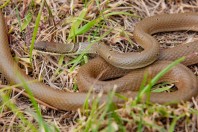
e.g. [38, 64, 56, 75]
[0, 11, 198, 110]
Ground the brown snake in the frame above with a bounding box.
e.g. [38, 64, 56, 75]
[0, 11, 198, 110]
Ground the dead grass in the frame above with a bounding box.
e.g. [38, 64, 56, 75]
[0, 0, 198, 131]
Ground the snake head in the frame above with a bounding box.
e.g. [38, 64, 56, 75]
[34, 41, 58, 53]
[34, 41, 48, 51]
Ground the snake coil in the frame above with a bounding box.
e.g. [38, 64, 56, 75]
[0, 12, 198, 110]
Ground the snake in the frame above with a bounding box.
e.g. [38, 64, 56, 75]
[0, 11, 198, 111]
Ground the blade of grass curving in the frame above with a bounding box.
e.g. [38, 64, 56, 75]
[29, 0, 45, 63]
[16, 70, 49, 131]
[69, 10, 139, 39]
[135, 57, 185, 102]
[68, 8, 88, 40]
[69, 17, 102, 39]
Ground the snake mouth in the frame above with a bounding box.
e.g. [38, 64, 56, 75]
[34, 47, 47, 52]
[34, 41, 59, 54]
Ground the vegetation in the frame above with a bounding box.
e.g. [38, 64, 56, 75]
[0, 0, 198, 131]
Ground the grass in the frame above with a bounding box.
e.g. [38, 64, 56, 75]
[29, 0, 45, 63]
[135, 57, 185, 104]
[73, 57, 186, 132]
[0, 0, 198, 132]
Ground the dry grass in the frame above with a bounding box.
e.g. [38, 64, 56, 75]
[0, 0, 198, 131]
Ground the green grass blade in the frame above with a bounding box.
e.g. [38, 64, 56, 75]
[68, 28, 113, 72]
[69, 18, 102, 39]
[0, 87, 37, 131]
[29, 0, 45, 63]
[68, 8, 88, 39]
[152, 86, 172, 93]
[169, 114, 184, 132]
[21, 12, 33, 31]
[16, 72, 50, 131]
[136, 57, 185, 102]
[0, 0, 10, 9]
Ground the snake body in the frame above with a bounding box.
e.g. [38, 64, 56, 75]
[0, 11, 198, 110]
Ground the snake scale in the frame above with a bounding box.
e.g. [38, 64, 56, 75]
[0, 11, 198, 110]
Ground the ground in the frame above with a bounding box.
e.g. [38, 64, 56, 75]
[0, 0, 198, 131]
